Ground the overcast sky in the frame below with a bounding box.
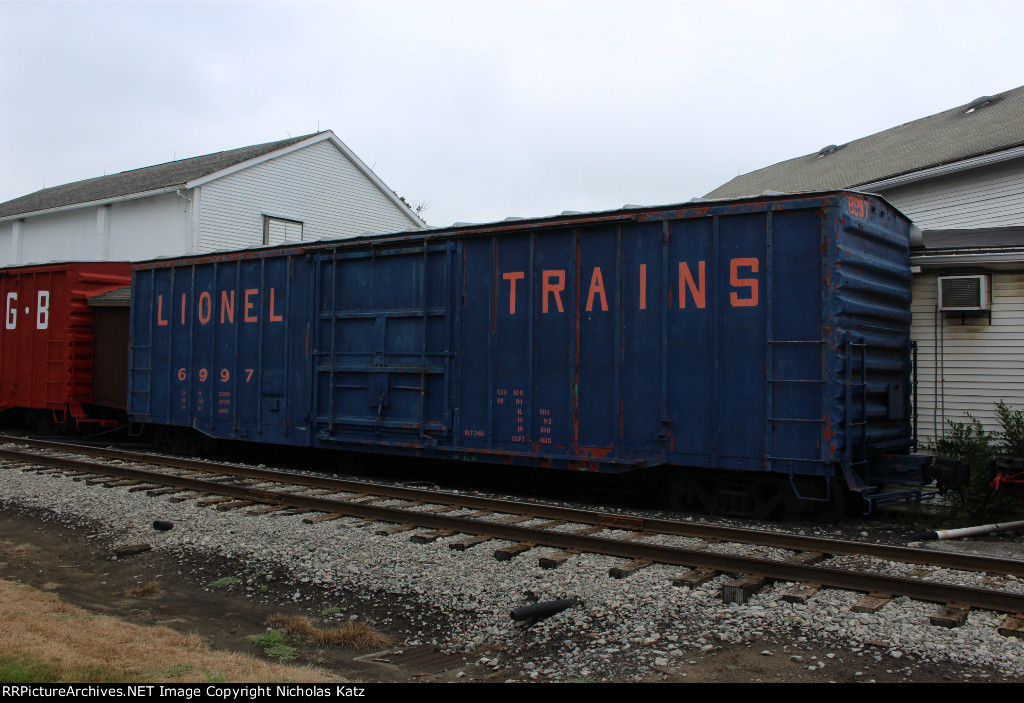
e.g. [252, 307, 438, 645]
[1, 0, 1021, 228]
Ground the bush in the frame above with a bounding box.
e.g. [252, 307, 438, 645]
[996, 400, 1024, 458]
[931, 402, 1024, 520]
[934, 414, 995, 474]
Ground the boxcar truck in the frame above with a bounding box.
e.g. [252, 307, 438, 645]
[128, 191, 942, 517]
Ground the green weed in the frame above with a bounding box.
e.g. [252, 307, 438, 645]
[207, 576, 240, 589]
[249, 630, 299, 660]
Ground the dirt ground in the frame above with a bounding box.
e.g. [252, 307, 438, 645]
[0, 504, 1018, 683]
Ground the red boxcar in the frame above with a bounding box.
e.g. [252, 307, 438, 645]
[0, 262, 132, 430]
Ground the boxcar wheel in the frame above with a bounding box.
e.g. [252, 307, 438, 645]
[27, 410, 55, 436]
[155, 427, 197, 457]
[752, 481, 786, 519]
[662, 470, 692, 512]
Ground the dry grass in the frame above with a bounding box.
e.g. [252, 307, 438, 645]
[124, 580, 162, 599]
[0, 577, 343, 683]
[266, 614, 393, 650]
[0, 540, 37, 569]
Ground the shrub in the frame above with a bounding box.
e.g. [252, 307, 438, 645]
[931, 402, 1024, 520]
[996, 400, 1024, 458]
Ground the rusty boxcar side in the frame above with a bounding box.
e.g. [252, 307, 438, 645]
[129, 192, 931, 514]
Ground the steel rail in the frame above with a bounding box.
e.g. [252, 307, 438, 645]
[4, 436, 1024, 578]
[4, 445, 1024, 614]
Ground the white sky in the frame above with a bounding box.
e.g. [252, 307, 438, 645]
[1, 0, 1021, 228]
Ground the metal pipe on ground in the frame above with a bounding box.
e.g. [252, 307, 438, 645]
[510, 598, 578, 622]
[909, 519, 1024, 541]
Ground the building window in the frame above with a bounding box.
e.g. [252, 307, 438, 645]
[263, 216, 303, 245]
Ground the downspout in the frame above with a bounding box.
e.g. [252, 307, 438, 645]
[939, 282, 946, 436]
[176, 188, 196, 253]
[933, 294, 939, 438]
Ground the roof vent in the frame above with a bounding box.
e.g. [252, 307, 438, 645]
[965, 96, 993, 113]
[817, 144, 838, 157]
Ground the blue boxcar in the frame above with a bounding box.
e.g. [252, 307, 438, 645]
[129, 191, 930, 515]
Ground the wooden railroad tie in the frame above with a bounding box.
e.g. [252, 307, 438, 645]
[781, 583, 822, 604]
[669, 542, 715, 588]
[673, 568, 719, 588]
[494, 542, 536, 561]
[246, 504, 290, 516]
[410, 529, 458, 544]
[852, 592, 891, 613]
[567, 525, 605, 537]
[169, 492, 210, 503]
[450, 535, 493, 551]
[303, 512, 347, 524]
[539, 550, 579, 569]
[411, 513, 542, 548]
[101, 478, 142, 488]
[930, 602, 972, 628]
[174, 471, 215, 480]
[722, 575, 771, 604]
[377, 523, 417, 536]
[609, 559, 654, 579]
[998, 614, 1024, 639]
[196, 496, 236, 508]
[128, 483, 162, 493]
[146, 487, 187, 497]
[721, 551, 825, 604]
[215, 500, 259, 511]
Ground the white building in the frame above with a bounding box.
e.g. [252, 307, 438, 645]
[0, 131, 426, 266]
[705, 85, 1024, 441]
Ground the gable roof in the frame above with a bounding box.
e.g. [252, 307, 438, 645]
[0, 134, 316, 219]
[705, 84, 1024, 199]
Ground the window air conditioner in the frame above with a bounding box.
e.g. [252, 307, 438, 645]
[938, 275, 991, 311]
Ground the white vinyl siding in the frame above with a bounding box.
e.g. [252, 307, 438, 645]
[197, 140, 417, 252]
[0, 192, 189, 266]
[911, 272, 1024, 443]
[882, 158, 1024, 230]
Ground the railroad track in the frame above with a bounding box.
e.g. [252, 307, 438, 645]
[3, 435, 1024, 633]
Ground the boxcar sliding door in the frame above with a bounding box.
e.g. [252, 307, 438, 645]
[312, 242, 454, 445]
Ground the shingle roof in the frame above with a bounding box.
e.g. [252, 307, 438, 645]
[0, 134, 316, 218]
[704, 85, 1024, 199]
[86, 286, 131, 307]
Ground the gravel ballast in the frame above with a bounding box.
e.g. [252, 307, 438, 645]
[3, 458, 1024, 682]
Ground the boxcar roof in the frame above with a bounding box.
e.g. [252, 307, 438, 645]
[132, 190, 906, 269]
